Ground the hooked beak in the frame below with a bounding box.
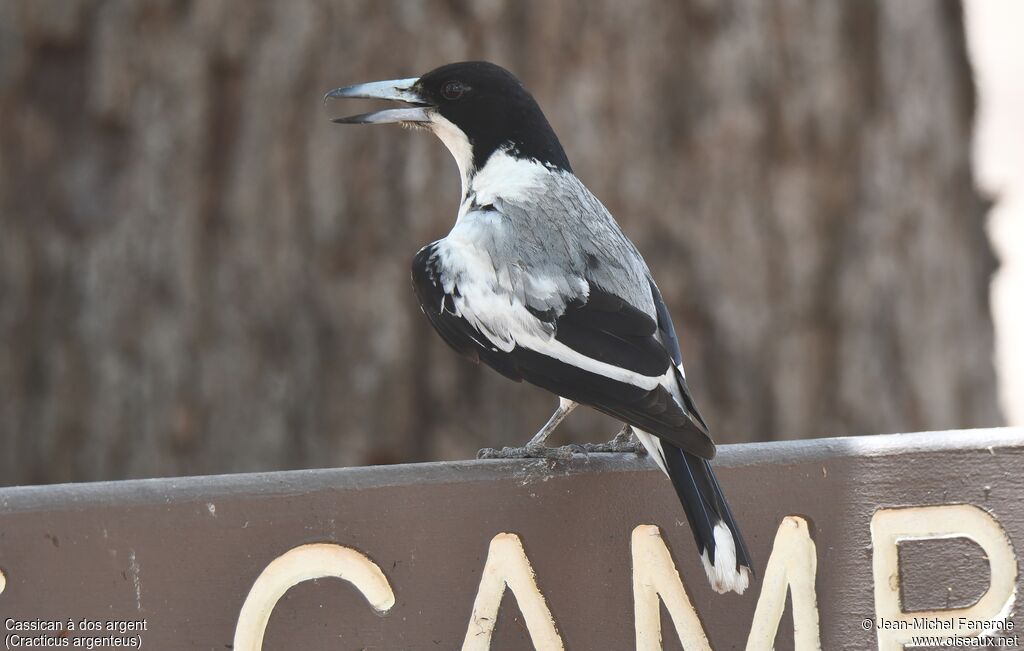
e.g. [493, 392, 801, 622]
[324, 77, 432, 125]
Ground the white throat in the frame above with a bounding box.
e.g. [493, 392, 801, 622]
[428, 113, 474, 198]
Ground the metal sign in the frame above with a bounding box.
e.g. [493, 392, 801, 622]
[0, 428, 1021, 649]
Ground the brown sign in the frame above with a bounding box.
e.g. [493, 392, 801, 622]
[0, 428, 1022, 649]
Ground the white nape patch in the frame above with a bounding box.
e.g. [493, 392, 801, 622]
[700, 521, 751, 595]
[470, 149, 550, 205]
[428, 113, 474, 196]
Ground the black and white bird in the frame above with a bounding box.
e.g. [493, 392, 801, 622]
[326, 61, 752, 594]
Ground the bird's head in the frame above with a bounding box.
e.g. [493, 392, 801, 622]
[325, 61, 570, 186]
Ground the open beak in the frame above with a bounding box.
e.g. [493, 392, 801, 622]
[324, 77, 432, 125]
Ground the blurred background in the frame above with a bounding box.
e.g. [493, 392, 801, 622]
[0, 0, 1019, 486]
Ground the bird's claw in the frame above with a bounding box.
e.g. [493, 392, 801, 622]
[575, 439, 647, 455]
[476, 428, 646, 460]
[575, 426, 647, 455]
[477, 444, 575, 460]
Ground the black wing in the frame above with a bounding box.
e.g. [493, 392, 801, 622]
[649, 279, 709, 432]
[412, 244, 714, 458]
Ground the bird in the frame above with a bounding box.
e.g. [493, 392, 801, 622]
[325, 61, 752, 594]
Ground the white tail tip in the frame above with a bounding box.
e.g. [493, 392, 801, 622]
[699, 521, 751, 595]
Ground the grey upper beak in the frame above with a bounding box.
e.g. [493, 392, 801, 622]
[324, 77, 431, 124]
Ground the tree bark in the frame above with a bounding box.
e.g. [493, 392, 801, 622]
[0, 0, 1000, 485]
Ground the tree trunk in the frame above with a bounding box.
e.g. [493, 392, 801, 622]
[0, 0, 1000, 485]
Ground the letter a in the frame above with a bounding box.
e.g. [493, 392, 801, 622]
[462, 533, 564, 650]
[631, 524, 712, 651]
[745, 516, 821, 651]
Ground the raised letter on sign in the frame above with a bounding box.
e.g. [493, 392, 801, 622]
[631, 524, 712, 651]
[745, 516, 821, 651]
[233, 543, 395, 651]
[871, 505, 1018, 651]
[462, 532, 564, 651]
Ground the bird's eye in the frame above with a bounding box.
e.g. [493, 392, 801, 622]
[442, 80, 465, 100]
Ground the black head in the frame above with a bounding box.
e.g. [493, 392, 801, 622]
[412, 62, 570, 172]
[326, 61, 571, 174]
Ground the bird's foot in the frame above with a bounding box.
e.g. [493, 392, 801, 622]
[576, 439, 647, 455]
[477, 444, 578, 460]
[577, 425, 647, 455]
[477, 426, 647, 459]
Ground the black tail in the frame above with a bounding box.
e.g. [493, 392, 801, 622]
[662, 441, 753, 594]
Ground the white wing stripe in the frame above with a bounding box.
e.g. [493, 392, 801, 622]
[514, 330, 667, 391]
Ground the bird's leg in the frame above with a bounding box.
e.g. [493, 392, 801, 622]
[524, 398, 578, 448]
[577, 424, 647, 455]
[477, 398, 579, 459]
